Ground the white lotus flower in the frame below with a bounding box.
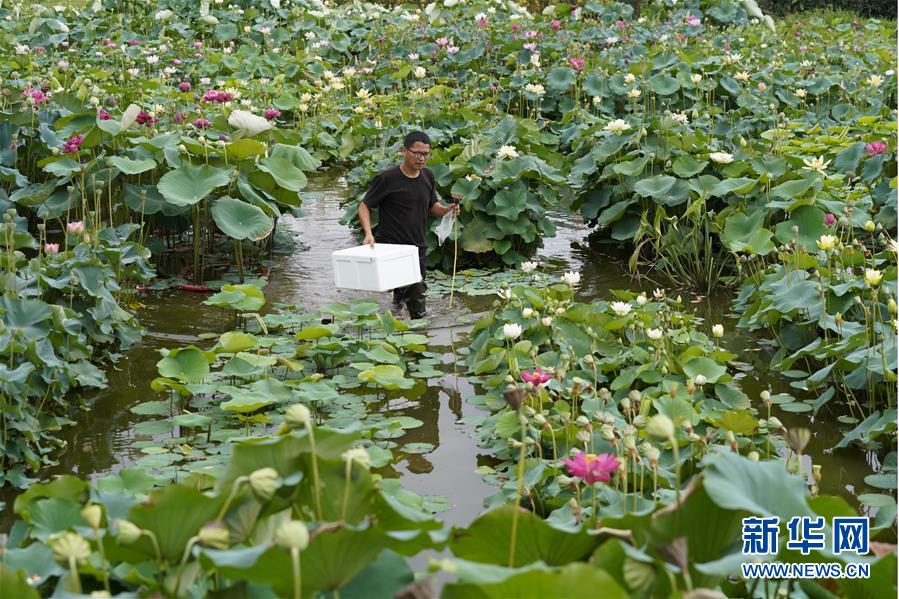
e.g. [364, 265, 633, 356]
[867, 74, 883, 87]
[119, 104, 141, 132]
[691, 74, 702, 84]
[864, 269, 883, 287]
[627, 88, 641, 99]
[646, 328, 663, 340]
[712, 324, 724, 338]
[496, 145, 519, 160]
[610, 301, 631, 316]
[497, 288, 512, 301]
[228, 110, 273, 136]
[522, 308, 534, 318]
[604, 119, 630, 135]
[270, 0, 281, 8]
[201, 15, 219, 25]
[794, 88, 807, 98]
[709, 151, 733, 164]
[413, 66, 426, 79]
[503, 323, 523, 340]
[562, 271, 581, 286]
[155, 9, 174, 20]
[524, 83, 545, 96]
[541, 316, 553, 327]
[521, 261, 537, 273]
[734, 71, 750, 82]
[694, 374, 708, 386]
[816, 235, 837, 251]
[146, 55, 159, 65]
[529, 52, 540, 67]
[802, 156, 830, 174]
[624, 73, 636, 84]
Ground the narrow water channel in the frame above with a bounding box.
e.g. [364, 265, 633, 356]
[1, 172, 883, 533]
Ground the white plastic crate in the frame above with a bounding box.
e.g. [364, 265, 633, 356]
[331, 243, 422, 292]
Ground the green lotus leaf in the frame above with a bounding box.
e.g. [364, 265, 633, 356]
[721, 210, 775, 255]
[633, 175, 677, 199]
[108, 156, 157, 175]
[257, 156, 308, 192]
[156, 346, 214, 383]
[773, 205, 826, 251]
[217, 331, 258, 353]
[211, 196, 274, 241]
[204, 284, 265, 312]
[681, 356, 727, 383]
[157, 163, 234, 207]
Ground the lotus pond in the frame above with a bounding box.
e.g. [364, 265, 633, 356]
[0, 0, 897, 597]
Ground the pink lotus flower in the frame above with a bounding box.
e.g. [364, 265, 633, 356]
[562, 452, 620, 484]
[477, 17, 488, 28]
[67, 221, 85, 236]
[44, 243, 59, 255]
[201, 89, 233, 103]
[615, 20, 627, 30]
[21, 87, 49, 108]
[178, 81, 192, 92]
[447, 46, 460, 54]
[568, 56, 585, 72]
[686, 15, 701, 26]
[511, 23, 520, 32]
[192, 118, 211, 129]
[550, 20, 561, 31]
[523, 42, 537, 51]
[436, 37, 449, 46]
[128, 39, 139, 46]
[263, 108, 281, 120]
[866, 141, 888, 156]
[62, 134, 84, 154]
[97, 108, 112, 120]
[136, 111, 157, 127]
[823, 213, 836, 227]
[521, 369, 552, 387]
[173, 111, 187, 123]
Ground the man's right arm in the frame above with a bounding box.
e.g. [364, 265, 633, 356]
[358, 201, 375, 247]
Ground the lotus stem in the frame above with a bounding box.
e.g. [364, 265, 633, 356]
[290, 547, 302, 599]
[449, 214, 458, 308]
[68, 556, 81, 594]
[174, 536, 199, 596]
[508, 413, 527, 567]
[308, 426, 323, 521]
[341, 459, 353, 523]
[216, 476, 248, 521]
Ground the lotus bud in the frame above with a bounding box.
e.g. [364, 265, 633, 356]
[694, 374, 707, 387]
[115, 519, 143, 544]
[688, 432, 702, 443]
[198, 522, 230, 550]
[594, 424, 612, 442]
[509, 438, 523, 448]
[812, 464, 822, 483]
[178, 144, 188, 153]
[342, 447, 371, 470]
[50, 532, 91, 565]
[598, 387, 611, 400]
[647, 414, 675, 439]
[628, 389, 641, 403]
[285, 403, 312, 428]
[864, 220, 876, 232]
[760, 390, 771, 405]
[583, 354, 594, 365]
[889, 299, 897, 314]
[248, 467, 279, 500]
[533, 413, 547, 427]
[81, 504, 102, 529]
[504, 375, 515, 384]
[622, 434, 636, 451]
[748, 451, 760, 462]
[275, 520, 309, 551]
[620, 396, 631, 412]
[645, 445, 661, 465]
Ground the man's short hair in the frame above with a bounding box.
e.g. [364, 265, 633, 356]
[403, 131, 431, 148]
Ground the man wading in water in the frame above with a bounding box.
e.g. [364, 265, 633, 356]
[359, 131, 459, 319]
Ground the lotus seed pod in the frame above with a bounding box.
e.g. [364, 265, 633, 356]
[81, 504, 102, 529]
[767, 416, 784, 431]
[198, 522, 230, 550]
[275, 520, 309, 551]
[575, 430, 592, 443]
[342, 446, 371, 470]
[600, 424, 615, 441]
[647, 414, 675, 439]
[50, 531, 91, 565]
[576, 415, 590, 428]
[248, 467, 279, 501]
[285, 404, 312, 428]
[115, 519, 143, 544]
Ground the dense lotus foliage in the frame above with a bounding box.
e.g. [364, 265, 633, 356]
[0, 0, 896, 597]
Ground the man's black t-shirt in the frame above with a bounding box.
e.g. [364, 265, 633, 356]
[362, 165, 438, 250]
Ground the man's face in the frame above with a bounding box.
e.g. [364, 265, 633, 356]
[402, 142, 431, 169]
